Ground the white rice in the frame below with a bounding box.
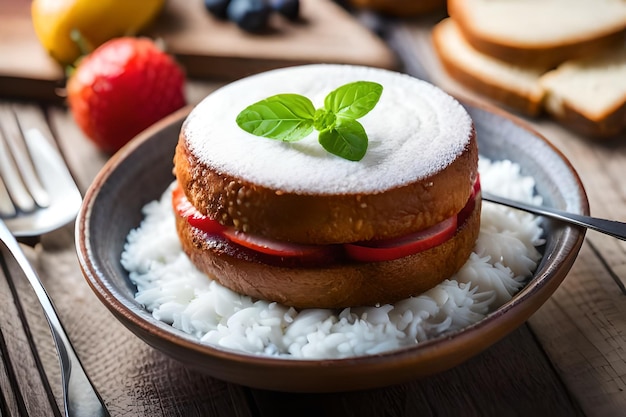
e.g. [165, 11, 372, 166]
[121, 157, 544, 359]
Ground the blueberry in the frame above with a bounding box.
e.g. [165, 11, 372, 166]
[227, 0, 271, 32]
[270, 0, 299, 20]
[204, 0, 232, 19]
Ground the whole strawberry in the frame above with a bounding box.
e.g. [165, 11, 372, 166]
[67, 37, 186, 153]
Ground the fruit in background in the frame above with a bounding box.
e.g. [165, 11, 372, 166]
[204, 0, 300, 32]
[270, 0, 300, 20]
[67, 37, 186, 153]
[227, 0, 272, 32]
[31, 0, 165, 66]
[204, 0, 231, 19]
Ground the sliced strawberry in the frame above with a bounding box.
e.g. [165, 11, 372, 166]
[344, 216, 458, 262]
[172, 187, 226, 235]
[173, 177, 480, 265]
[173, 186, 333, 259]
[457, 176, 481, 226]
[344, 177, 480, 263]
[222, 229, 331, 258]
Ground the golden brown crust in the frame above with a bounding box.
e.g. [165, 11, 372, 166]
[448, 1, 626, 68]
[175, 197, 482, 309]
[437, 57, 544, 117]
[432, 21, 545, 117]
[462, 28, 624, 69]
[174, 129, 478, 245]
[546, 99, 626, 139]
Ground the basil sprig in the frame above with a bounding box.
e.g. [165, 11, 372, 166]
[235, 81, 383, 161]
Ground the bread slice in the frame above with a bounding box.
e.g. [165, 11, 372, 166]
[432, 18, 547, 116]
[448, 0, 626, 67]
[433, 17, 626, 137]
[540, 48, 626, 138]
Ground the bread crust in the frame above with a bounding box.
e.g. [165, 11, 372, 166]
[546, 100, 626, 139]
[174, 129, 478, 245]
[432, 20, 545, 116]
[448, 0, 626, 68]
[461, 28, 625, 69]
[175, 196, 482, 309]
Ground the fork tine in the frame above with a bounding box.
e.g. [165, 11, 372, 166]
[0, 123, 35, 213]
[4, 105, 51, 208]
[0, 175, 16, 217]
[0, 105, 50, 213]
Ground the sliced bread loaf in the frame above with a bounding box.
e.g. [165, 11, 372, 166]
[432, 17, 626, 137]
[447, 0, 626, 67]
[432, 18, 548, 116]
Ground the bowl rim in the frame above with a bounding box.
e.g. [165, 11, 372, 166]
[76, 100, 588, 389]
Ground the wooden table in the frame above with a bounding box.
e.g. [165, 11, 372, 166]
[1, 16, 626, 417]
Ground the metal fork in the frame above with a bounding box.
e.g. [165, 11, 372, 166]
[0, 104, 109, 417]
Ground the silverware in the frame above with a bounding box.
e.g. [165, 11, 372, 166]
[0, 107, 109, 417]
[482, 191, 626, 241]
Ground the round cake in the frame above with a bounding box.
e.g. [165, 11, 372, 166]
[173, 64, 480, 309]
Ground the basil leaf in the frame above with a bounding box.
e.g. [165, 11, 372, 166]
[236, 94, 316, 142]
[318, 118, 368, 161]
[324, 81, 383, 120]
[235, 81, 383, 161]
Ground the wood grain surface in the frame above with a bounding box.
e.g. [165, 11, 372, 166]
[1, 11, 626, 417]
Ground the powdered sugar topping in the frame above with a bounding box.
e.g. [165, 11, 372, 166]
[183, 64, 473, 194]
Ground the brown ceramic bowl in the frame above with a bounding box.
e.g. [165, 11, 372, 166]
[76, 102, 587, 392]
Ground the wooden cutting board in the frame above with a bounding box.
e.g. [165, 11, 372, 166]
[0, 0, 397, 102]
